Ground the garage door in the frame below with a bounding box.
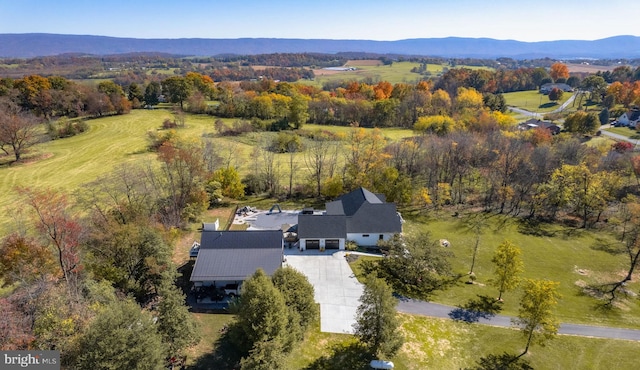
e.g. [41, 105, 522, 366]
[325, 239, 340, 249]
[306, 239, 320, 249]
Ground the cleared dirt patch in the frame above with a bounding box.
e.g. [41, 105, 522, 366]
[567, 63, 620, 73]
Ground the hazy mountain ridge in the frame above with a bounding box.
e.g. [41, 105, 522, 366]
[1, 33, 639, 59]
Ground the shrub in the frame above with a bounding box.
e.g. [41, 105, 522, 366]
[162, 118, 177, 129]
[47, 119, 88, 139]
[612, 141, 633, 153]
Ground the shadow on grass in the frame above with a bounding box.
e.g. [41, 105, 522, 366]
[187, 323, 245, 370]
[303, 342, 372, 370]
[590, 237, 626, 255]
[449, 295, 503, 323]
[516, 218, 557, 237]
[539, 102, 558, 109]
[466, 352, 533, 370]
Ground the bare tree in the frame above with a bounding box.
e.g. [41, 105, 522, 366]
[287, 141, 300, 198]
[304, 140, 330, 197]
[0, 99, 40, 162]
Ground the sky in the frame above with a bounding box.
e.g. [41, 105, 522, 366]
[0, 0, 638, 42]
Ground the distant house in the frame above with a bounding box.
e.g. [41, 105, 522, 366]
[540, 83, 574, 94]
[190, 230, 283, 289]
[298, 187, 403, 250]
[518, 119, 561, 135]
[617, 109, 640, 128]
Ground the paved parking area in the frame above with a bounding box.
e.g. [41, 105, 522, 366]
[284, 249, 363, 334]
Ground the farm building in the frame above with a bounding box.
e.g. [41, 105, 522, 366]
[518, 118, 561, 135]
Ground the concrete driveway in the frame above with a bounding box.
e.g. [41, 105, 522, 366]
[284, 249, 363, 334]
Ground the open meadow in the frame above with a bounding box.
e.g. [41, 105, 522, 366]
[282, 313, 640, 370]
[0, 110, 413, 232]
[308, 60, 443, 86]
[503, 90, 575, 113]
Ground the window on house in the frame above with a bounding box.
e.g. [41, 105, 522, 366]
[362, 234, 369, 237]
[379, 234, 384, 240]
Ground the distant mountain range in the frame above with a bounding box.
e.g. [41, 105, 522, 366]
[1, 33, 639, 59]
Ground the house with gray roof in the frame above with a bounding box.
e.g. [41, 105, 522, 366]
[617, 109, 640, 128]
[298, 187, 403, 250]
[540, 83, 574, 94]
[190, 230, 283, 289]
[518, 118, 561, 135]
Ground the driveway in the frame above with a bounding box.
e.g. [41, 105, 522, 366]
[284, 249, 363, 334]
[397, 298, 640, 341]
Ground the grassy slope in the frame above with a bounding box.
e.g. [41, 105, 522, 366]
[503, 90, 574, 113]
[0, 111, 412, 232]
[285, 314, 640, 370]
[403, 213, 640, 329]
[305, 61, 431, 86]
[605, 126, 640, 139]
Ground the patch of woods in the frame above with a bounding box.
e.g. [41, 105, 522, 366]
[0, 184, 199, 368]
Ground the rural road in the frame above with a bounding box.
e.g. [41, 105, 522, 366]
[396, 298, 640, 341]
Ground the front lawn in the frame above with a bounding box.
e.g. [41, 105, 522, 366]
[348, 212, 640, 330]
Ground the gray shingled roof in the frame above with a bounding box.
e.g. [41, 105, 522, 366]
[326, 187, 383, 216]
[302, 188, 402, 237]
[346, 203, 402, 234]
[190, 230, 283, 282]
[297, 215, 347, 239]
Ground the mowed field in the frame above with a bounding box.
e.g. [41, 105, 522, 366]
[0, 110, 414, 232]
[503, 89, 575, 113]
[309, 60, 442, 86]
[404, 214, 640, 329]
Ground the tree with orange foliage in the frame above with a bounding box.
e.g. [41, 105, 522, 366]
[18, 187, 83, 290]
[550, 62, 569, 81]
[373, 81, 393, 100]
[0, 233, 56, 286]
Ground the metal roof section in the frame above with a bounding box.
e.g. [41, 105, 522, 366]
[190, 230, 283, 282]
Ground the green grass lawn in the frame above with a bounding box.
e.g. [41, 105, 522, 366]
[0, 110, 414, 233]
[400, 212, 640, 329]
[503, 90, 574, 113]
[185, 313, 235, 369]
[188, 310, 640, 369]
[283, 313, 640, 370]
[605, 126, 640, 139]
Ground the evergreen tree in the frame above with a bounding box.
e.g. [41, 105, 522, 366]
[353, 275, 404, 359]
[271, 266, 318, 336]
[75, 300, 166, 370]
[233, 269, 290, 358]
[156, 273, 200, 357]
[144, 81, 161, 106]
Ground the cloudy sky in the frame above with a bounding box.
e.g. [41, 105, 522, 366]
[0, 0, 637, 42]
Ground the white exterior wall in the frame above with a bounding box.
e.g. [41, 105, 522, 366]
[619, 113, 630, 125]
[347, 233, 394, 247]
